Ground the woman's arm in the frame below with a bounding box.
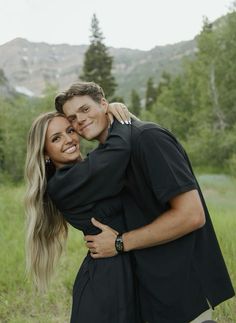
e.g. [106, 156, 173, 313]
[108, 103, 139, 124]
[108, 103, 131, 124]
[47, 120, 131, 214]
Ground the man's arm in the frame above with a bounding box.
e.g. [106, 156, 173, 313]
[85, 189, 205, 258]
[123, 189, 205, 250]
[85, 126, 205, 258]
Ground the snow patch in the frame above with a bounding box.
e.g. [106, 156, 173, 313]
[15, 86, 35, 97]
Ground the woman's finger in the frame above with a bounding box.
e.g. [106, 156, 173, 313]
[116, 104, 131, 124]
[109, 103, 131, 124]
[91, 217, 107, 230]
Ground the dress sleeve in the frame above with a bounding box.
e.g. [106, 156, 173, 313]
[47, 121, 131, 213]
[134, 128, 198, 204]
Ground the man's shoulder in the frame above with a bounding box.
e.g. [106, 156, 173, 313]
[131, 119, 175, 141]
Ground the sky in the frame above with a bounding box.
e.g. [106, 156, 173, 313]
[0, 0, 234, 50]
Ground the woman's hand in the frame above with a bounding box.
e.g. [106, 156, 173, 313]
[108, 102, 131, 125]
[84, 218, 119, 258]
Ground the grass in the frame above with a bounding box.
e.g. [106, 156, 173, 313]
[0, 183, 87, 323]
[0, 175, 235, 322]
[197, 174, 236, 322]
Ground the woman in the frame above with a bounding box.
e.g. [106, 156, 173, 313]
[25, 111, 140, 323]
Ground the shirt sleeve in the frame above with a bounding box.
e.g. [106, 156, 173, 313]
[47, 121, 131, 212]
[134, 128, 198, 204]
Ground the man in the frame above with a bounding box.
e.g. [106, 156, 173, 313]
[55, 81, 234, 323]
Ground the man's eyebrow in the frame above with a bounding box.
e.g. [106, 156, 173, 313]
[67, 104, 88, 118]
[79, 104, 89, 110]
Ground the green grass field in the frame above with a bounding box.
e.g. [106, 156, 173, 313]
[0, 175, 235, 322]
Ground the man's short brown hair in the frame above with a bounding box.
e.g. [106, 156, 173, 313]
[55, 82, 106, 113]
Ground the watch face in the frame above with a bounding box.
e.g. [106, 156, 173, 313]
[115, 236, 124, 253]
[117, 241, 122, 251]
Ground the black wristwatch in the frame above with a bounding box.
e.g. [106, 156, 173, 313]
[115, 233, 124, 253]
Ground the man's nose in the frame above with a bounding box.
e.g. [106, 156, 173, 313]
[76, 113, 86, 124]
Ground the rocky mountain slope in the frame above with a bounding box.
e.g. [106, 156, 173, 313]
[0, 37, 196, 100]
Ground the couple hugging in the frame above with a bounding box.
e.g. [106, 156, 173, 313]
[25, 81, 234, 323]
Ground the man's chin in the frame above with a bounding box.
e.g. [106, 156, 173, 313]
[79, 132, 96, 141]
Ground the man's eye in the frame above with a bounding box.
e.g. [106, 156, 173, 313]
[83, 107, 89, 112]
[69, 116, 76, 122]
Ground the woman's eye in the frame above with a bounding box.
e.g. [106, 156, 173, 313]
[52, 136, 60, 142]
[68, 127, 75, 134]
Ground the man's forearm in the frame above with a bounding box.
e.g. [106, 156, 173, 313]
[123, 190, 205, 251]
[86, 190, 205, 258]
[123, 209, 199, 251]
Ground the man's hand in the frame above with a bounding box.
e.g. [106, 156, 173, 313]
[84, 218, 119, 258]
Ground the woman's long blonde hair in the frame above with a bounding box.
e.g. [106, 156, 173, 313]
[25, 112, 68, 291]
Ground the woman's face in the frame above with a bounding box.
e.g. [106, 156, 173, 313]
[44, 116, 81, 168]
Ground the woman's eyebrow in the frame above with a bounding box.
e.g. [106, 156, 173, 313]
[49, 132, 61, 139]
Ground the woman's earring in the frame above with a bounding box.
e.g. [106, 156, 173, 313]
[45, 158, 51, 165]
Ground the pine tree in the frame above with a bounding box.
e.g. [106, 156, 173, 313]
[156, 71, 171, 100]
[130, 89, 141, 116]
[0, 69, 8, 85]
[145, 77, 157, 110]
[80, 14, 116, 99]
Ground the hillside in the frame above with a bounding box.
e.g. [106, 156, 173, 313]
[0, 37, 196, 101]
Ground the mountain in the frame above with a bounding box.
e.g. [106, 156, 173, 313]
[0, 37, 196, 101]
[0, 69, 16, 98]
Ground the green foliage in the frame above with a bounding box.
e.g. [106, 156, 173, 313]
[0, 68, 8, 85]
[156, 71, 171, 100]
[130, 89, 141, 116]
[145, 77, 157, 110]
[227, 153, 236, 177]
[143, 10, 236, 173]
[1, 10, 236, 182]
[0, 96, 33, 182]
[80, 14, 117, 99]
[0, 84, 97, 182]
[110, 95, 125, 103]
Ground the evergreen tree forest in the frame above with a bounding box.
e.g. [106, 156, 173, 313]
[0, 10, 236, 183]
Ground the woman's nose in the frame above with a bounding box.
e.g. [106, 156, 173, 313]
[64, 133, 73, 143]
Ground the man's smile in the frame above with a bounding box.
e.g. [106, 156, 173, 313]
[79, 122, 93, 132]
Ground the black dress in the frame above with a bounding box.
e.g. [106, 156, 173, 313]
[47, 122, 140, 323]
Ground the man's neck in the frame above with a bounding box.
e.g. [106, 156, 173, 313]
[98, 127, 109, 144]
[98, 117, 114, 144]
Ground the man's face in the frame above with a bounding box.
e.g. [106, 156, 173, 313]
[63, 95, 109, 143]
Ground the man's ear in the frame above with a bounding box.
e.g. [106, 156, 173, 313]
[100, 98, 109, 114]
